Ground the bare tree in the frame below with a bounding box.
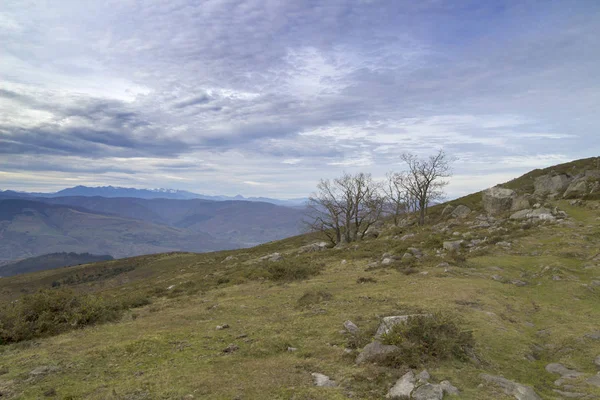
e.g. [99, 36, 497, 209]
[397, 150, 452, 226]
[305, 172, 384, 245]
[383, 172, 413, 226]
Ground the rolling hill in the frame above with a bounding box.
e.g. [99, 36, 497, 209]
[1, 158, 600, 399]
[0, 252, 113, 277]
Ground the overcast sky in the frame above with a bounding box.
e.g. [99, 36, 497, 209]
[1, 0, 599, 199]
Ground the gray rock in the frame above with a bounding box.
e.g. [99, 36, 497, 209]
[441, 205, 455, 218]
[585, 331, 600, 340]
[400, 234, 415, 241]
[443, 240, 463, 251]
[355, 341, 399, 364]
[222, 343, 239, 353]
[402, 252, 414, 261]
[343, 320, 359, 335]
[587, 372, 600, 387]
[222, 255, 237, 262]
[534, 174, 572, 197]
[510, 208, 555, 221]
[364, 227, 381, 238]
[382, 258, 394, 265]
[417, 370, 430, 382]
[563, 178, 589, 199]
[545, 363, 584, 379]
[511, 196, 531, 211]
[595, 355, 600, 368]
[510, 209, 533, 220]
[216, 324, 230, 330]
[287, 347, 298, 352]
[440, 380, 460, 395]
[386, 371, 415, 399]
[483, 187, 516, 214]
[407, 247, 423, 258]
[260, 252, 282, 262]
[451, 205, 471, 218]
[298, 242, 328, 253]
[412, 383, 444, 400]
[30, 365, 60, 376]
[480, 373, 542, 400]
[311, 372, 337, 387]
[375, 315, 429, 337]
[553, 389, 586, 398]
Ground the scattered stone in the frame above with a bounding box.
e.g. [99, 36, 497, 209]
[298, 242, 328, 253]
[417, 370, 430, 382]
[216, 324, 230, 330]
[483, 186, 516, 214]
[386, 371, 415, 399]
[443, 240, 463, 251]
[259, 252, 283, 262]
[412, 383, 443, 400]
[364, 227, 381, 238]
[222, 344, 239, 353]
[30, 366, 60, 377]
[440, 380, 460, 395]
[287, 347, 298, 352]
[491, 275, 504, 282]
[451, 204, 472, 218]
[585, 331, 600, 340]
[595, 355, 600, 368]
[311, 372, 337, 387]
[511, 280, 528, 287]
[167, 285, 176, 290]
[545, 363, 584, 380]
[222, 255, 237, 262]
[586, 372, 600, 387]
[437, 262, 450, 268]
[407, 247, 423, 258]
[496, 241, 512, 248]
[400, 234, 415, 241]
[510, 208, 555, 221]
[402, 252, 414, 261]
[480, 373, 542, 400]
[382, 258, 394, 265]
[355, 341, 400, 364]
[553, 389, 586, 398]
[341, 259, 347, 265]
[375, 315, 429, 337]
[343, 320, 360, 335]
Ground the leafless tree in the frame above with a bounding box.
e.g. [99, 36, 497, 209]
[383, 172, 413, 226]
[305, 172, 384, 245]
[396, 150, 452, 226]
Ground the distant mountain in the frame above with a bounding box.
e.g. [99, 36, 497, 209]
[0, 252, 114, 277]
[0, 199, 232, 262]
[3, 186, 308, 206]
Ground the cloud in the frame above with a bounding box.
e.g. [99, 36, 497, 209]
[0, 0, 599, 198]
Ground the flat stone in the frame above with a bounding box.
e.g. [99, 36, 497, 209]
[480, 373, 542, 400]
[585, 331, 600, 340]
[30, 366, 60, 376]
[355, 341, 399, 365]
[386, 371, 415, 399]
[375, 315, 429, 337]
[545, 363, 584, 379]
[553, 389, 586, 398]
[311, 372, 337, 387]
[587, 372, 600, 387]
[412, 383, 443, 400]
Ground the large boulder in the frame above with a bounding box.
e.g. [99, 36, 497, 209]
[483, 187, 516, 214]
[443, 240, 463, 252]
[412, 383, 443, 400]
[511, 196, 530, 211]
[534, 174, 572, 197]
[451, 204, 471, 218]
[510, 207, 555, 221]
[386, 371, 415, 399]
[355, 341, 399, 364]
[563, 178, 590, 199]
[480, 374, 541, 400]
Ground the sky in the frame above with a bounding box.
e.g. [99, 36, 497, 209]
[1, 0, 599, 199]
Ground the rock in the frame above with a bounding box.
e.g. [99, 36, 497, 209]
[595, 355, 600, 368]
[437, 262, 450, 268]
[260, 253, 282, 262]
[480, 373, 542, 400]
[553, 389, 586, 398]
[311, 372, 337, 387]
[222, 343, 239, 353]
[412, 383, 444, 400]
[451, 205, 471, 218]
[364, 227, 380, 238]
[510, 208, 555, 221]
[298, 242, 328, 253]
[355, 341, 399, 364]
[386, 371, 415, 399]
[511, 196, 530, 211]
[400, 234, 415, 241]
[441, 205, 455, 218]
[585, 331, 600, 340]
[407, 247, 423, 258]
[534, 174, 572, 197]
[443, 240, 463, 251]
[587, 372, 600, 387]
[43, 388, 56, 397]
[417, 370, 430, 382]
[341, 259, 347, 265]
[545, 363, 584, 379]
[563, 178, 589, 199]
[440, 380, 460, 395]
[483, 187, 516, 214]
[382, 258, 394, 265]
[30, 366, 60, 376]
[287, 347, 298, 352]
[375, 315, 429, 337]
[511, 279, 527, 287]
[216, 324, 230, 330]
[402, 252, 414, 261]
[343, 320, 360, 335]
[222, 255, 237, 263]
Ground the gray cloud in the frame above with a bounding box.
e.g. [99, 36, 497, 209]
[0, 0, 599, 197]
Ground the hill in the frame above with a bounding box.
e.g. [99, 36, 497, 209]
[0, 158, 599, 399]
[0, 199, 231, 262]
[0, 252, 113, 277]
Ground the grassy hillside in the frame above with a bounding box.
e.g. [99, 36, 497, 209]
[0, 252, 114, 277]
[1, 162, 600, 399]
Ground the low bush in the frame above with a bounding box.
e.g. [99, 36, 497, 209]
[0, 289, 150, 344]
[356, 277, 377, 284]
[380, 312, 475, 367]
[265, 260, 324, 282]
[296, 289, 333, 308]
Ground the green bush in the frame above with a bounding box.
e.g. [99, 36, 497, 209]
[0, 289, 150, 344]
[296, 289, 333, 308]
[265, 260, 324, 282]
[380, 312, 475, 367]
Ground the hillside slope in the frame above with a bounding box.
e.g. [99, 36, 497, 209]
[1, 159, 600, 399]
[0, 252, 113, 277]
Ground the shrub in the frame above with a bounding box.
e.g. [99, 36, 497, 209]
[296, 289, 333, 308]
[356, 277, 377, 284]
[265, 260, 324, 282]
[380, 312, 475, 368]
[0, 289, 149, 344]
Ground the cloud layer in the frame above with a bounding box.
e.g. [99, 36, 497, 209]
[1, 0, 599, 198]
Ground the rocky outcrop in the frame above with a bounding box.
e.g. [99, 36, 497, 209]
[534, 174, 572, 197]
[386, 370, 458, 399]
[510, 207, 556, 221]
[483, 187, 516, 214]
[298, 242, 328, 253]
[451, 205, 471, 218]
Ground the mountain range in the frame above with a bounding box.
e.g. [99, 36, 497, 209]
[1, 185, 308, 206]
